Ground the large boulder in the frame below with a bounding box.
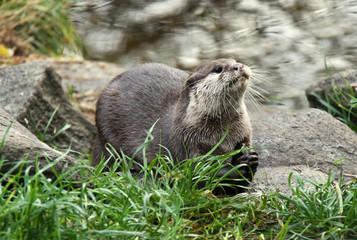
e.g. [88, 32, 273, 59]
[0, 61, 96, 154]
[253, 108, 357, 193]
[0, 107, 80, 180]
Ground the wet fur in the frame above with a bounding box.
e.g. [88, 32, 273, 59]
[92, 59, 256, 191]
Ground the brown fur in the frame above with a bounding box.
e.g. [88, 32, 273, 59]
[92, 59, 254, 174]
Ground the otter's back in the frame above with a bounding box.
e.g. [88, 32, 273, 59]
[108, 63, 187, 116]
[94, 63, 188, 163]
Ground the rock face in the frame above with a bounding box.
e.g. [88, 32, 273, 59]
[252, 108, 357, 193]
[0, 61, 96, 154]
[0, 107, 79, 179]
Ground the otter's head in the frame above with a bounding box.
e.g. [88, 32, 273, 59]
[181, 59, 251, 120]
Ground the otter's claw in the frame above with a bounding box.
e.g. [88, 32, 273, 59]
[232, 150, 259, 181]
[213, 150, 259, 195]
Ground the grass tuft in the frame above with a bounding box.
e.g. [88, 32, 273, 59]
[0, 0, 84, 56]
[1, 111, 356, 238]
[270, 172, 357, 239]
[312, 56, 357, 132]
[312, 85, 357, 133]
[1, 132, 356, 239]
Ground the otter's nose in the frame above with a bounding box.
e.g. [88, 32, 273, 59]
[233, 63, 244, 72]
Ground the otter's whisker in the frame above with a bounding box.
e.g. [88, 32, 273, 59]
[248, 85, 268, 102]
[226, 95, 241, 114]
[246, 91, 263, 111]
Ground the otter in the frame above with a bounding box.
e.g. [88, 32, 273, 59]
[92, 59, 258, 194]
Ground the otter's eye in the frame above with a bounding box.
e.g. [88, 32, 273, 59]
[212, 66, 223, 74]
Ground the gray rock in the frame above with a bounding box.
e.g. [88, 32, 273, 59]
[0, 61, 96, 154]
[254, 166, 329, 195]
[0, 107, 80, 180]
[252, 108, 357, 193]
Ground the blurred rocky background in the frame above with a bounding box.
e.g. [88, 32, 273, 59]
[72, 0, 357, 113]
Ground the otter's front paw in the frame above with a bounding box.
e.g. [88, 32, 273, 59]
[233, 150, 259, 181]
[212, 150, 258, 195]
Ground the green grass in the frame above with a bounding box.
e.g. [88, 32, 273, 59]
[312, 85, 357, 133]
[0, 0, 84, 56]
[1, 130, 356, 239]
[312, 55, 357, 133]
[30, 105, 71, 147]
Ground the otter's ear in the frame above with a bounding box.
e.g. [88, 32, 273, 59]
[185, 72, 204, 88]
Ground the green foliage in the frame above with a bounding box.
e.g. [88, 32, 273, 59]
[1, 130, 356, 239]
[0, 0, 84, 56]
[311, 85, 357, 133]
[269, 172, 357, 239]
[1, 112, 356, 239]
[312, 55, 357, 133]
[66, 83, 75, 103]
[29, 105, 71, 149]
